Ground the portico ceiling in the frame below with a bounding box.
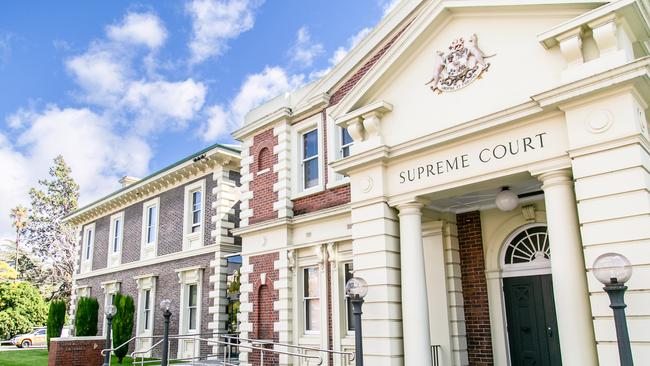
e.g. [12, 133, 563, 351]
[426, 176, 543, 214]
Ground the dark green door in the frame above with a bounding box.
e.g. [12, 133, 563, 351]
[503, 274, 562, 366]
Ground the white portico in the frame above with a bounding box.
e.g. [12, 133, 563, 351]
[327, 0, 650, 365]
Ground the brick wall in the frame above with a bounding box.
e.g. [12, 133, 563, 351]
[248, 252, 279, 366]
[78, 174, 215, 271]
[248, 130, 279, 224]
[456, 211, 493, 366]
[329, 21, 410, 106]
[48, 337, 104, 366]
[75, 252, 214, 358]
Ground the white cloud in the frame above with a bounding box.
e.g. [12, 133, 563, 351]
[381, 0, 400, 16]
[0, 106, 151, 240]
[200, 66, 303, 140]
[124, 79, 206, 121]
[309, 27, 372, 80]
[289, 27, 324, 69]
[186, 0, 263, 64]
[66, 48, 128, 106]
[0, 33, 12, 68]
[107, 12, 168, 49]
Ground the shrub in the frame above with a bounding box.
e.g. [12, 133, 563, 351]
[0, 281, 47, 339]
[74, 297, 99, 336]
[47, 300, 66, 349]
[112, 293, 135, 363]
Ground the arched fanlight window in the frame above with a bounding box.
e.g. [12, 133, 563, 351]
[503, 225, 550, 266]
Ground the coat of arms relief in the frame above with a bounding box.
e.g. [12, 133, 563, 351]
[425, 34, 494, 94]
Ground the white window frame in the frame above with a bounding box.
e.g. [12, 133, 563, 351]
[182, 180, 206, 251]
[100, 280, 120, 337]
[81, 223, 95, 273]
[326, 114, 351, 188]
[292, 115, 324, 198]
[140, 197, 160, 260]
[302, 266, 321, 335]
[107, 212, 124, 268]
[176, 266, 204, 359]
[135, 274, 157, 357]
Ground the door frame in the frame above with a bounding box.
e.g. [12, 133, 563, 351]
[499, 223, 556, 366]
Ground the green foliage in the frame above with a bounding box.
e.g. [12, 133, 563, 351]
[22, 155, 80, 302]
[0, 260, 17, 280]
[74, 297, 99, 336]
[46, 300, 66, 349]
[112, 293, 135, 363]
[0, 281, 48, 339]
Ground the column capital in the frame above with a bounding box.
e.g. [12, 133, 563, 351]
[396, 198, 429, 216]
[537, 168, 574, 190]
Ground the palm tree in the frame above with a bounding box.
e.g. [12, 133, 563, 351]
[9, 206, 28, 280]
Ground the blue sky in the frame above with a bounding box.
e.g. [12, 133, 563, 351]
[0, 0, 398, 239]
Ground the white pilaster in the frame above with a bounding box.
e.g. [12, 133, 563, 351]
[396, 201, 433, 366]
[274, 249, 294, 365]
[273, 121, 293, 219]
[537, 169, 598, 366]
[240, 138, 254, 227]
[238, 255, 253, 366]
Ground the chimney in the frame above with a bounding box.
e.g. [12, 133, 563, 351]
[119, 176, 140, 187]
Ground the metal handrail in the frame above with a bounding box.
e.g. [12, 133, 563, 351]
[101, 335, 141, 356]
[223, 334, 355, 357]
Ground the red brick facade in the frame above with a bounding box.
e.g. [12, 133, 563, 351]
[248, 252, 280, 365]
[457, 211, 494, 366]
[293, 184, 351, 215]
[248, 129, 279, 224]
[48, 337, 104, 366]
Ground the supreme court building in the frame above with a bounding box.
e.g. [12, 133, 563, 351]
[232, 0, 650, 365]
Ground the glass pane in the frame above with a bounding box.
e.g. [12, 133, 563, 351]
[189, 285, 197, 307]
[303, 158, 319, 189]
[345, 263, 354, 330]
[189, 308, 197, 330]
[303, 130, 318, 158]
[85, 232, 92, 259]
[306, 299, 320, 331]
[144, 290, 150, 310]
[144, 310, 150, 330]
[192, 191, 201, 207]
[342, 127, 353, 146]
[303, 268, 319, 297]
[192, 210, 201, 225]
[113, 220, 120, 252]
[341, 146, 350, 158]
[147, 206, 156, 243]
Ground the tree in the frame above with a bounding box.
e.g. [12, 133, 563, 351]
[0, 260, 17, 280]
[22, 155, 80, 302]
[74, 297, 99, 336]
[47, 300, 66, 349]
[112, 293, 135, 363]
[0, 241, 47, 288]
[9, 206, 28, 280]
[0, 282, 48, 339]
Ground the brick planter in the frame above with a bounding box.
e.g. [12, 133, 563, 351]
[48, 336, 105, 366]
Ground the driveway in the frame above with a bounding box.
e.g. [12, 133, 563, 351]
[0, 345, 46, 352]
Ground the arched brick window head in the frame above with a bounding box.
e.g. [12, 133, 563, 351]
[257, 147, 271, 172]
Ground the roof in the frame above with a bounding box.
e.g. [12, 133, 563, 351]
[64, 142, 241, 223]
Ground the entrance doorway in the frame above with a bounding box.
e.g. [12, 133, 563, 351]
[501, 225, 561, 366]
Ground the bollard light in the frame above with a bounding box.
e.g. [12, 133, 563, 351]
[103, 305, 117, 366]
[160, 300, 172, 366]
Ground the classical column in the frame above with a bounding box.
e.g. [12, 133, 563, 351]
[538, 169, 598, 366]
[397, 202, 433, 366]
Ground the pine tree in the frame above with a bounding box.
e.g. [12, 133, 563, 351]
[46, 300, 66, 349]
[112, 293, 135, 363]
[22, 155, 80, 302]
[74, 297, 99, 336]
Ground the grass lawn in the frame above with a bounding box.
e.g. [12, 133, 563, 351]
[0, 349, 141, 366]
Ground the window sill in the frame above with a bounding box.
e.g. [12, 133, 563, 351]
[291, 184, 324, 200]
[256, 168, 271, 176]
[326, 178, 350, 190]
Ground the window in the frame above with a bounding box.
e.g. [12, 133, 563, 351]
[85, 228, 93, 260]
[344, 262, 355, 331]
[303, 267, 320, 333]
[301, 129, 319, 189]
[146, 205, 157, 244]
[183, 180, 205, 250]
[340, 127, 353, 158]
[113, 218, 121, 252]
[143, 290, 151, 331]
[191, 191, 202, 233]
[141, 198, 159, 260]
[187, 284, 198, 331]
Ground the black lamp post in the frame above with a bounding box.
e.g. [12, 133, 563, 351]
[593, 252, 634, 366]
[345, 276, 368, 366]
[103, 305, 117, 366]
[160, 299, 172, 366]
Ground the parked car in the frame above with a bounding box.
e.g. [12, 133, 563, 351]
[10, 328, 46, 348]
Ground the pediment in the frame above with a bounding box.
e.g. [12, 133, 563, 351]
[329, 0, 604, 147]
